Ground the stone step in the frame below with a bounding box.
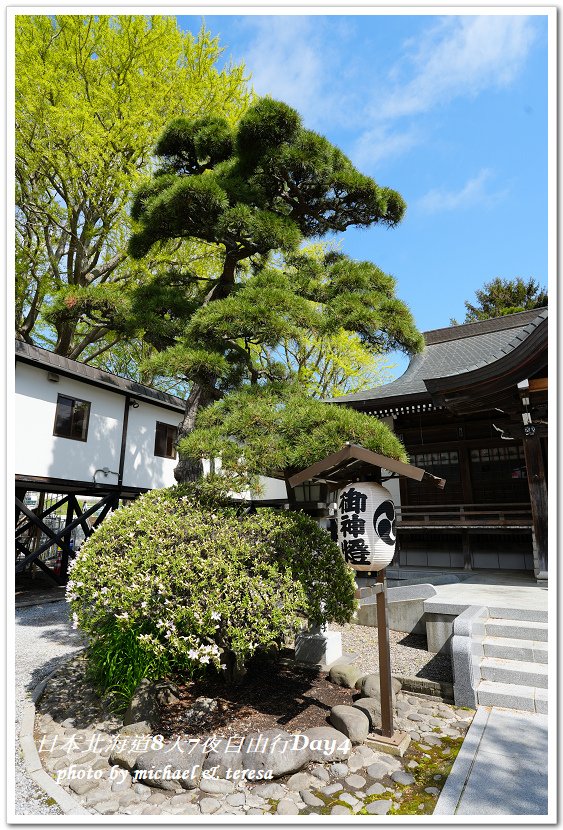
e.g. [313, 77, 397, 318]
[485, 618, 548, 642]
[479, 656, 548, 689]
[487, 607, 548, 623]
[477, 680, 547, 714]
[483, 636, 548, 664]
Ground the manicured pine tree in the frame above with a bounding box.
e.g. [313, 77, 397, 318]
[128, 97, 424, 482]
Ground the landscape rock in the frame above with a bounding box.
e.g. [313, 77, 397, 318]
[277, 799, 301, 815]
[153, 681, 180, 706]
[331, 805, 351, 815]
[68, 779, 97, 796]
[252, 782, 287, 799]
[202, 736, 245, 779]
[304, 727, 352, 762]
[133, 742, 205, 790]
[240, 729, 309, 778]
[330, 762, 349, 778]
[226, 793, 246, 807]
[345, 773, 366, 789]
[352, 697, 388, 730]
[366, 799, 393, 814]
[391, 770, 415, 785]
[198, 776, 235, 795]
[110, 772, 132, 793]
[286, 772, 318, 791]
[122, 679, 158, 727]
[301, 790, 324, 807]
[329, 705, 370, 744]
[347, 745, 379, 771]
[310, 765, 330, 783]
[199, 797, 221, 814]
[355, 673, 402, 699]
[109, 743, 142, 772]
[328, 664, 363, 689]
[120, 721, 152, 736]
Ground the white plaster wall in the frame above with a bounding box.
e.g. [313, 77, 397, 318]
[123, 402, 182, 490]
[15, 362, 124, 484]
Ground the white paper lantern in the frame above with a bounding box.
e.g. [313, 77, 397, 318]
[336, 482, 396, 571]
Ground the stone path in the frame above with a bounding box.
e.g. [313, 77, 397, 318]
[435, 706, 549, 816]
[34, 658, 474, 817]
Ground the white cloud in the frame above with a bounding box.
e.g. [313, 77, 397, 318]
[352, 123, 422, 169]
[238, 16, 347, 129]
[354, 15, 537, 169]
[417, 169, 508, 213]
[378, 16, 537, 120]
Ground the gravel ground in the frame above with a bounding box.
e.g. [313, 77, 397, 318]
[14, 600, 85, 815]
[329, 623, 453, 684]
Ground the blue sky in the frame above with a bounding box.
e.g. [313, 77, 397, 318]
[178, 13, 548, 376]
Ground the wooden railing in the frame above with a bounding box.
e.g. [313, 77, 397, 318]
[395, 502, 533, 530]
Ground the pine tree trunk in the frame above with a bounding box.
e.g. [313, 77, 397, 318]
[173, 383, 212, 483]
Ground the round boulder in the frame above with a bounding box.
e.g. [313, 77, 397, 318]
[240, 729, 309, 778]
[329, 705, 370, 744]
[355, 673, 402, 697]
[303, 727, 352, 762]
[133, 742, 205, 790]
[328, 664, 363, 689]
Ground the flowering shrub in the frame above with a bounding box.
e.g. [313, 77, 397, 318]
[67, 482, 356, 708]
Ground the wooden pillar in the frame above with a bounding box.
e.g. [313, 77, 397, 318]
[458, 443, 474, 570]
[15, 487, 27, 528]
[522, 433, 548, 578]
[60, 497, 74, 582]
[376, 569, 394, 738]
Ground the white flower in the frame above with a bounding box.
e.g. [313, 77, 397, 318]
[211, 611, 221, 621]
[71, 612, 79, 630]
[100, 587, 109, 594]
[188, 649, 199, 660]
[199, 655, 210, 664]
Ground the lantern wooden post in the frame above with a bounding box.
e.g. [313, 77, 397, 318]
[376, 569, 394, 738]
[286, 444, 446, 753]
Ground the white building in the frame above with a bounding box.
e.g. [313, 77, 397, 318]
[15, 340, 287, 499]
[15, 340, 286, 583]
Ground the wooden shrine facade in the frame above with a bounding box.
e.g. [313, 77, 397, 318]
[332, 309, 548, 580]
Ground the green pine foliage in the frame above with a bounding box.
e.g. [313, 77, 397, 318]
[67, 483, 357, 704]
[452, 277, 547, 324]
[181, 383, 408, 489]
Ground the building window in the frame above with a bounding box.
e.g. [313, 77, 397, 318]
[53, 394, 90, 441]
[413, 450, 460, 482]
[154, 422, 178, 459]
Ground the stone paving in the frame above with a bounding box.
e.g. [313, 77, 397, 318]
[34, 657, 474, 816]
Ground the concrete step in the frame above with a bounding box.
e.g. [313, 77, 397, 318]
[487, 606, 548, 623]
[485, 618, 548, 642]
[477, 680, 547, 714]
[483, 636, 548, 664]
[479, 656, 548, 689]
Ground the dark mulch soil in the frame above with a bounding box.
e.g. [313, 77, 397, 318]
[159, 652, 355, 739]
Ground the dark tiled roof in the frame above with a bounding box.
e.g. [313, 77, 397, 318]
[15, 340, 185, 411]
[333, 308, 547, 406]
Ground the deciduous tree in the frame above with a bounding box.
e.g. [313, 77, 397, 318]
[15, 14, 250, 359]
